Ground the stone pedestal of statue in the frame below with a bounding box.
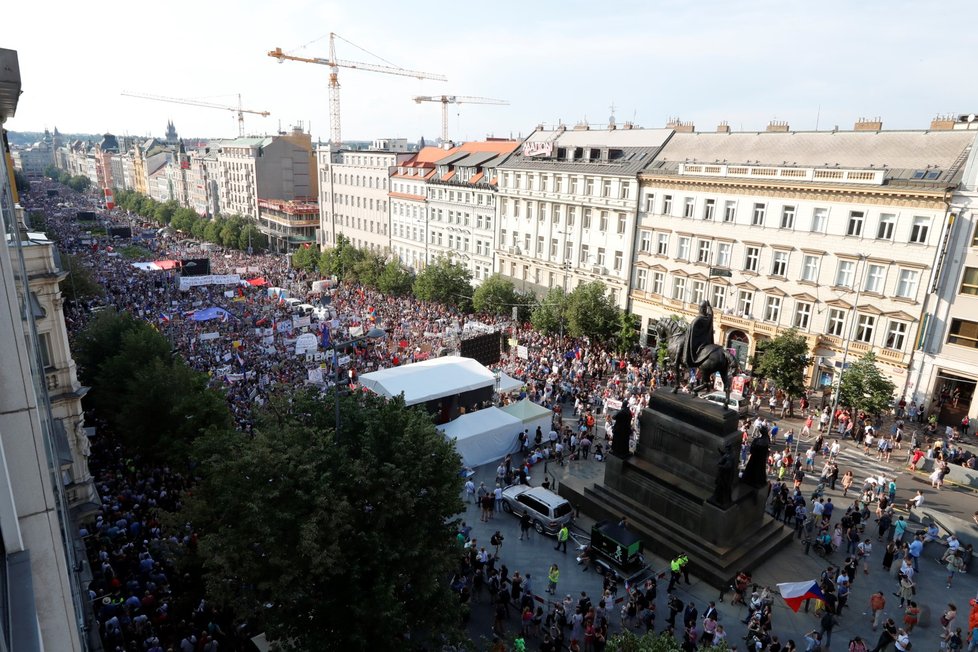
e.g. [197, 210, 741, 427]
[560, 390, 793, 587]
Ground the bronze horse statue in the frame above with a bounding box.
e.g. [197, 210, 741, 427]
[653, 313, 740, 400]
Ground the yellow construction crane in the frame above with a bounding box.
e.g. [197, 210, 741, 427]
[413, 95, 509, 143]
[268, 32, 447, 145]
[121, 91, 270, 137]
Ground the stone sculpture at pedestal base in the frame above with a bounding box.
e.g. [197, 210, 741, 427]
[560, 390, 793, 587]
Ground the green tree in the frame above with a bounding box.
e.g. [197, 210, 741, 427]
[472, 274, 518, 316]
[238, 224, 267, 253]
[608, 630, 729, 652]
[13, 169, 30, 194]
[318, 234, 364, 281]
[290, 245, 321, 272]
[154, 199, 179, 225]
[220, 218, 242, 248]
[530, 287, 566, 335]
[186, 390, 465, 651]
[66, 175, 91, 192]
[412, 256, 473, 310]
[836, 352, 897, 416]
[565, 281, 619, 339]
[59, 253, 105, 303]
[753, 328, 812, 409]
[44, 164, 60, 180]
[351, 249, 386, 287]
[376, 260, 415, 296]
[202, 217, 224, 243]
[613, 310, 641, 355]
[74, 311, 231, 462]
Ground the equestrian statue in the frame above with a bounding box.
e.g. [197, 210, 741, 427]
[653, 301, 739, 401]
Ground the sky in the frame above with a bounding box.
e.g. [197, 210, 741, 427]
[5, 0, 978, 143]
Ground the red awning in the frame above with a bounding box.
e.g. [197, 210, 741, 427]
[154, 260, 181, 270]
[247, 277, 268, 287]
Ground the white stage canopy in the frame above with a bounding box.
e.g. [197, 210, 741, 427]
[438, 408, 522, 467]
[497, 372, 524, 394]
[359, 356, 495, 406]
[500, 398, 554, 440]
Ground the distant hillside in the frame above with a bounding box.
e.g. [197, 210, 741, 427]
[6, 131, 100, 146]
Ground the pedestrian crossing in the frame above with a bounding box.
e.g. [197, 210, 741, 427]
[770, 438, 909, 502]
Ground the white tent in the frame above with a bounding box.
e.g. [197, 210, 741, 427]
[359, 356, 495, 406]
[438, 408, 523, 467]
[500, 398, 554, 441]
[497, 372, 524, 394]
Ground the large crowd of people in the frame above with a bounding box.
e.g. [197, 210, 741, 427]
[21, 180, 978, 651]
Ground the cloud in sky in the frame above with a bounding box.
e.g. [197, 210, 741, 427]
[5, 0, 977, 141]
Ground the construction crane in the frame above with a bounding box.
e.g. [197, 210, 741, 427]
[413, 95, 509, 143]
[268, 32, 447, 145]
[121, 91, 270, 137]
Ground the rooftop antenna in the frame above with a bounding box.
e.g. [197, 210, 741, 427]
[609, 101, 617, 126]
[815, 104, 821, 131]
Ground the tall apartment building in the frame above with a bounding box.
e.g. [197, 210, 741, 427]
[629, 119, 976, 392]
[495, 125, 673, 307]
[390, 145, 459, 270]
[217, 127, 316, 219]
[425, 139, 519, 283]
[317, 141, 413, 251]
[0, 48, 89, 649]
[917, 132, 978, 425]
[188, 144, 220, 216]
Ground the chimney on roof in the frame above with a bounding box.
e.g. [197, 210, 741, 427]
[716, 121, 730, 134]
[666, 117, 695, 133]
[930, 114, 956, 130]
[573, 122, 590, 131]
[766, 120, 790, 133]
[854, 117, 883, 131]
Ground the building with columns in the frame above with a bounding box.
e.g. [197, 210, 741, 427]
[629, 118, 976, 393]
[425, 139, 519, 283]
[494, 125, 673, 307]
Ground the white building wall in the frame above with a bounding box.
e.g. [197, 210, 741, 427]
[328, 150, 404, 253]
[390, 172, 430, 270]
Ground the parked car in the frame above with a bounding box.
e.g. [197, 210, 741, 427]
[500, 485, 573, 535]
[702, 391, 749, 416]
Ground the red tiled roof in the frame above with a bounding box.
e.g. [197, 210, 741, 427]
[469, 171, 485, 184]
[441, 170, 456, 182]
[457, 139, 520, 154]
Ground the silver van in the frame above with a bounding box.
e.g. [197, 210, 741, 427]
[501, 485, 573, 535]
[702, 392, 749, 416]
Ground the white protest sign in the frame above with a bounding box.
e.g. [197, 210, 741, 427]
[295, 333, 319, 356]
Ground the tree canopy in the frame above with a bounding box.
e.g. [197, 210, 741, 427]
[472, 274, 518, 316]
[530, 287, 567, 335]
[73, 310, 230, 462]
[608, 630, 730, 651]
[753, 328, 812, 399]
[412, 256, 473, 311]
[836, 351, 897, 416]
[186, 390, 466, 651]
[565, 281, 620, 339]
[59, 253, 105, 302]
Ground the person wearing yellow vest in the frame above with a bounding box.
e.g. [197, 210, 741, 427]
[547, 563, 560, 594]
[668, 553, 690, 591]
[555, 525, 569, 553]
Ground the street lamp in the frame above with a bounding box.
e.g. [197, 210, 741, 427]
[332, 327, 386, 440]
[824, 254, 868, 440]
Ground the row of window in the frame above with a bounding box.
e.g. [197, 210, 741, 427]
[427, 208, 493, 230]
[633, 271, 911, 350]
[428, 185, 495, 205]
[332, 172, 388, 190]
[335, 214, 387, 236]
[500, 171, 633, 200]
[499, 229, 625, 272]
[332, 194, 387, 212]
[644, 193, 934, 244]
[500, 199, 630, 234]
[639, 232, 922, 299]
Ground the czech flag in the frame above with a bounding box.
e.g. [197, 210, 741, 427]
[776, 580, 825, 612]
[159, 313, 171, 323]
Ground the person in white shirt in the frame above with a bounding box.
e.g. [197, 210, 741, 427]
[894, 629, 911, 652]
[464, 478, 475, 503]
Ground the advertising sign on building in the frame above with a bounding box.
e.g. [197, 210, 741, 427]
[522, 141, 554, 157]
